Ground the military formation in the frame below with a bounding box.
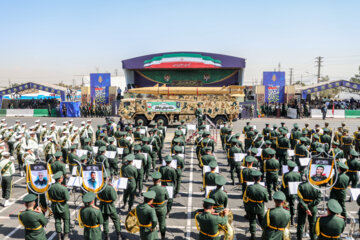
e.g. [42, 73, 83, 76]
[0, 116, 359, 240]
[81, 103, 112, 118]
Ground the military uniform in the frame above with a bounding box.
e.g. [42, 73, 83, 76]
[107, 138, 119, 177]
[136, 191, 158, 240]
[121, 155, 138, 210]
[0, 152, 15, 205]
[204, 161, 219, 187]
[50, 152, 67, 185]
[208, 175, 228, 213]
[159, 155, 177, 214]
[290, 124, 302, 149]
[276, 131, 290, 169]
[346, 150, 360, 188]
[341, 132, 353, 158]
[134, 146, 147, 194]
[172, 146, 185, 196]
[263, 149, 280, 197]
[330, 162, 349, 217]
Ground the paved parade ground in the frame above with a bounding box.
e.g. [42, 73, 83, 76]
[0, 117, 360, 240]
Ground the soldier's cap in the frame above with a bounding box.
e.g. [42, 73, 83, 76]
[0, 119, 5, 122]
[22, 123, 27, 126]
[203, 198, 215, 206]
[265, 123, 270, 126]
[81, 121, 85, 125]
[86, 119, 92, 122]
[215, 175, 226, 186]
[80, 155, 88, 161]
[165, 155, 173, 163]
[119, 131, 127, 136]
[15, 120, 20, 123]
[257, 134, 263, 138]
[265, 148, 276, 155]
[273, 124, 278, 128]
[234, 133, 241, 138]
[231, 138, 238, 144]
[15, 135, 22, 140]
[35, 119, 40, 123]
[197, 103, 202, 106]
[332, 141, 339, 146]
[138, 119, 144, 123]
[281, 122, 285, 125]
[23, 194, 37, 203]
[134, 144, 141, 151]
[152, 128, 158, 132]
[313, 134, 320, 140]
[125, 126, 131, 131]
[136, 126, 141, 129]
[24, 146, 32, 151]
[204, 146, 212, 151]
[82, 192, 96, 203]
[97, 125, 101, 128]
[198, 131, 203, 136]
[338, 162, 348, 170]
[69, 145, 76, 150]
[350, 149, 359, 157]
[245, 156, 256, 163]
[254, 129, 259, 134]
[19, 130, 25, 134]
[54, 151, 62, 158]
[108, 137, 115, 142]
[99, 146, 107, 152]
[280, 130, 287, 135]
[327, 199, 342, 214]
[316, 147, 324, 153]
[299, 137, 307, 143]
[69, 119, 74, 122]
[209, 161, 218, 168]
[125, 154, 135, 162]
[53, 171, 63, 180]
[181, 120, 185, 123]
[175, 130, 182, 136]
[199, 125, 206, 130]
[63, 121, 68, 124]
[304, 123, 309, 126]
[2, 152, 10, 157]
[63, 131, 69, 135]
[341, 122, 346, 126]
[100, 133, 106, 137]
[251, 148, 258, 154]
[227, 128, 232, 133]
[265, 140, 272, 145]
[246, 122, 250, 124]
[142, 137, 149, 142]
[84, 138, 91, 143]
[174, 145, 182, 152]
[173, 138, 181, 143]
[203, 130, 211, 136]
[302, 130, 308, 135]
[251, 170, 262, 177]
[73, 127, 78, 131]
[29, 131, 35, 135]
[8, 126, 14, 129]
[323, 128, 329, 133]
[273, 191, 286, 201]
[293, 123, 299, 128]
[143, 191, 156, 199]
[151, 172, 162, 180]
[287, 160, 297, 168]
[157, 119, 164, 124]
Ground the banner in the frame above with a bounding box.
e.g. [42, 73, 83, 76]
[60, 102, 81, 117]
[26, 163, 52, 193]
[81, 164, 105, 193]
[147, 101, 181, 113]
[308, 157, 335, 186]
[90, 73, 111, 104]
[263, 72, 285, 103]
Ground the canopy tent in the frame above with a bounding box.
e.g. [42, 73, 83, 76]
[0, 82, 66, 109]
[298, 80, 360, 99]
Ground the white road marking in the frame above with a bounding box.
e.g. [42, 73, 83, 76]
[0, 192, 28, 214]
[185, 146, 194, 240]
[4, 224, 22, 239]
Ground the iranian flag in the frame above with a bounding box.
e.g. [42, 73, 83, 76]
[144, 53, 222, 69]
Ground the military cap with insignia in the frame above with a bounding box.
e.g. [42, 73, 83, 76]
[152, 172, 162, 180]
[273, 124, 278, 128]
[99, 146, 107, 152]
[134, 145, 142, 151]
[245, 156, 256, 163]
[173, 138, 181, 143]
[251, 170, 262, 177]
[53, 171, 63, 180]
[174, 145, 182, 152]
[54, 151, 62, 158]
[209, 161, 218, 168]
[70, 145, 77, 150]
[313, 134, 320, 140]
[350, 149, 359, 157]
[265, 140, 272, 145]
[234, 133, 241, 137]
[108, 137, 115, 142]
[80, 155, 88, 161]
[257, 134, 263, 138]
[23, 194, 37, 203]
[338, 162, 348, 170]
[144, 191, 156, 199]
[287, 160, 297, 168]
[299, 137, 307, 143]
[164, 155, 173, 163]
[316, 147, 324, 153]
[327, 199, 342, 214]
[231, 138, 239, 144]
[142, 137, 149, 142]
[175, 130, 182, 136]
[125, 126, 131, 131]
[82, 192, 96, 203]
[265, 148, 276, 155]
[250, 148, 258, 154]
[125, 154, 135, 162]
[273, 191, 286, 201]
[215, 175, 226, 186]
[293, 123, 299, 128]
[203, 198, 215, 206]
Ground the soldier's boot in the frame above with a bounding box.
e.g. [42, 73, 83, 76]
[161, 232, 166, 240]
[57, 233, 62, 240]
[104, 233, 110, 240]
[63, 233, 69, 240]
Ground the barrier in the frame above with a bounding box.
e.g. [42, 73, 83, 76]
[0, 109, 6, 117]
[287, 108, 297, 119]
[345, 110, 360, 118]
[34, 109, 49, 117]
[7, 109, 33, 117]
[311, 109, 345, 118]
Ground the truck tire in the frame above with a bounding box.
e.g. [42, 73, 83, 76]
[134, 115, 149, 126]
[154, 115, 168, 127]
[213, 115, 227, 126]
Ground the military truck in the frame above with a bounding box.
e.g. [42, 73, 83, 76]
[118, 94, 239, 126]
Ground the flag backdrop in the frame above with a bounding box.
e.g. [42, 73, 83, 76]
[263, 72, 285, 103]
[90, 73, 111, 104]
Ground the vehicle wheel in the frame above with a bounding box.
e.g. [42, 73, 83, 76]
[213, 115, 227, 126]
[134, 115, 149, 126]
[154, 115, 168, 127]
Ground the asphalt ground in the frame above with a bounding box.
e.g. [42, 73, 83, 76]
[0, 116, 360, 240]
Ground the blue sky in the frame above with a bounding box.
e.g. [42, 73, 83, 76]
[0, 0, 359, 86]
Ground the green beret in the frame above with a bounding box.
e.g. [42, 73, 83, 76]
[134, 145, 141, 151]
[251, 170, 262, 177]
[99, 146, 106, 152]
[332, 141, 340, 146]
[251, 148, 258, 154]
[54, 151, 62, 158]
[338, 162, 348, 170]
[143, 191, 156, 199]
[327, 199, 342, 214]
[125, 126, 131, 131]
[323, 128, 329, 133]
[231, 138, 238, 144]
[245, 156, 256, 163]
[82, 192, 96, 203]
[257, 134, 263, 138]
[234, 133, 241, 137]
[350, 149, 359, 157]
[84, 138, 91, 143]
[203, 198, 215, 206]
[299, 137, 307, 143]
[203, 130, 211, 136]
[80, 155, 88, 161]
[70, 145, 77, 150]
[174, 146, 182, 152]
[273, 191, 286, 201]
[215, 175, 226, 186]
[108, 137, 115, 142]
[273, 124, 278, 128]
[209, 161, 218, 168]
[287, 160, 297, 168]
[151, 172, 162, 180]
[293, 123, 299, 128]
[265, 148, 276, 155]
[53, 171, 63, 180]
[23, 194, 37, 203]
[316, 147, 324, 153]
[142, 137, 149, 142]
[164, 155, 173, 163]
[265, 140, 272, 145]
[125, 154, 135, 162]
[313, 134, 320, 140]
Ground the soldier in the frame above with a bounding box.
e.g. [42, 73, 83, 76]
[243, 170, 268, 240]
[59, 131, 71, 162]
[68, 145, 80, 175]
[43, 135, 56, 163]
[346, 149, 360, 188]
[134, 144, 146, 195]
[309, 134, 321, 154]
[96, 175, 122, 240]
[148, 172, 169, 240]
[220, 124, 228, 149]
[315, 199, 345, 240]
[263, 148, 280, 199]
[79, 192, 104, 240]
[18, 194, 48, 240]
[5, 126, 16, 155]
[159, 155, 177, 216]
[290, 123, 302, 149]
[294, 137, 309, 174]
[329, 162, 349, 218]
[261, 191, 291, 240]
[0, 152, 15, 206]
[196, 102, 203, 128]
[269, 124, 279, 149]
[107, 137, 119, 177]
[195, 198, 229, 240]
[228, 139, 244, 185]
[95, 125, 102, 140]
[204, 161, 220, 187]
[240, 156, 256, 192]
[262, 123, 272, 141]
[14, 135, 25, 175]
[281, 160, 301, 225]
[119, 131, 132, 159]
[79, 121, 89, 147]
[329, 141, 344, 160]
[121, 154, 138, 211]
[47, 171, 70, 240]
[243, 121, 251, 134]
[199, 131, 215, 156]
[95, 146, 110, 172]
[23, 146, 36, 167]
[320, 128, 332, 153]
[95, 133, 107, 148]
[276, 130, 290, 172]
[333, 127, 343, 143]
[244, 126, 255, 151]
[136, 191, 158, 240]
[51, 152, 67, 185]
[208, 175, 228, 213]
[354, 126, 360, 152]
[296, 172, 322, 240]
[341, 130, 353, 158]
[141, 137, 153, 180]
[172, 145, 185, 198]
[86, 119, 95, 140]
[279, 122, 289, 133]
